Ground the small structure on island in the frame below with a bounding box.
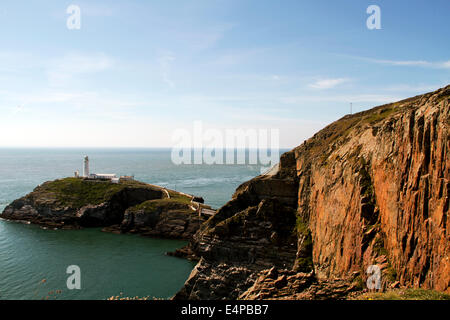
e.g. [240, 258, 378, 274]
[75, 156, 134, 184]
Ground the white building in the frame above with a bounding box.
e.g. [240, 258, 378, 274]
[75, 156, 132, 184]
[89, 173, 117, 180]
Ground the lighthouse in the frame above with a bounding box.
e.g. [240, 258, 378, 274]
[83, 156, 89, 177]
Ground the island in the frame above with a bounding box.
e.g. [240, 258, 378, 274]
[1, 177, 212, 240]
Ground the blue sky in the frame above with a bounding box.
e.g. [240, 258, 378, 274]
[0, 0, 448, 148]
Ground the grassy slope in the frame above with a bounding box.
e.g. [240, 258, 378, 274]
[30, 177, 161, 209]
[353, 288, 450, 300]
[128, 198, 193, 213]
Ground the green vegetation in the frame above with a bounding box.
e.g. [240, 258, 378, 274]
[296, 98, 408, 167]
[32, 177, 158, 209]
[295, 216, 314, 272]
[363, 106, 397, 125]
[353, 275, 365, 291]
[128, 198, 192, 213]
[301, 115, 362, 163]
[295, 216, 309, 236]
[166, 190, 193, 205]
[354, 288, 450, 300]
[372, 236, 388, 256]
[385, 265, 398, 282]
[212, 210, 247, 236]
[358, 158, 374, 199]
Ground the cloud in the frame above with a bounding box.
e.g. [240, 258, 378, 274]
[355, 56, 450, 70]
[0, 51, 36, 72]
[210, 48, 266, 66]
[0, 89, 146, 122]
[308, 78, 350, 89]
[81, 3, 116, 17]
[46, 52, 114, 85]
[281, 94, 402, 104]
[158, 52, 176, 88]
[382, 83, 448, 93]
[11, 105, 26, 114]
[182, 23, 236, 51]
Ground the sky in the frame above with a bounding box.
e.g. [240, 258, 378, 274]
[0, 0, 448, 148]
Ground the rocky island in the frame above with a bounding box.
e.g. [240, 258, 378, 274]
[174, 85, 449, 299]
[1, 177, 210, 239]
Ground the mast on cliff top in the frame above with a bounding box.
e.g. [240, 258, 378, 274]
[83, 156, 89, 177]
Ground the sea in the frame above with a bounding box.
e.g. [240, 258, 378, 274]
[0, 148, 284, 300]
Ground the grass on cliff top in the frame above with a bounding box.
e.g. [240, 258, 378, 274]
[354, 288, 450, 300]
[128, 198, 194, 213]
[296, 99, 410, 165]
[166, 190, 193, 205]
[32, 177, 159, 209]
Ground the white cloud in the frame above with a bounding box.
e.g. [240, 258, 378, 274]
[356, 56, 450, 69]
[158, 52, 176, 88]
[11, 105, 26, 114]
[308, 78, 350, 89]
[281, 94, 402, 104]
[382, 83, 448, 93]
[46, 52, 114, 85]
[182, 23, 236, 51]
[81, 3, 116, 17]
[209, 48, 266, 66]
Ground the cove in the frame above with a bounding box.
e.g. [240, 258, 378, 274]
[0, 219, 195, 300]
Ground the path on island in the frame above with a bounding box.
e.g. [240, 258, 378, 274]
[163, 187, 217, 217]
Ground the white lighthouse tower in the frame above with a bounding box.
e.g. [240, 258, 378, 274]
[83, 156, 90, 178]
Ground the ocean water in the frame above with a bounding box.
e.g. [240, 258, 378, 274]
[0, 148, 283, 300]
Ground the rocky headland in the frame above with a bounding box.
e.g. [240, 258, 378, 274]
[174, 85, 449, 299]
[1, 85, 448, 300]
[1, 178, 208, 239]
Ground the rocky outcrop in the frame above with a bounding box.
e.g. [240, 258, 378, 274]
[116, 199, 207, 239]
[1, 178, 206, 239]
[239, 267, 360, 300]
[176, 85, 449, 299]
[175, 154, 302, 299]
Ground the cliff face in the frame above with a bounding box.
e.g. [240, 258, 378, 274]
[1, 178, 205, 239]
[176, 85, 449, 299]
[297, 86, 449, 292]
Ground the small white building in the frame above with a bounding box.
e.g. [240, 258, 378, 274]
[75, 156, 132, 183]
[89, 173, 118, 180]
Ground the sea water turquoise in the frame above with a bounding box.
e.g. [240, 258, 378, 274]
[0, 148, 283, 300]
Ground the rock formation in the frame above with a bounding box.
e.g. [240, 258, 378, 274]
[1, 178, 206, 239]
[175, 85, 449, 299]
[118, 198, 206, 239]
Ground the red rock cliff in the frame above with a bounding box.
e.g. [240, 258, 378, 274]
[176, 85, 449, 299]
[294, 85, 449, 293]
